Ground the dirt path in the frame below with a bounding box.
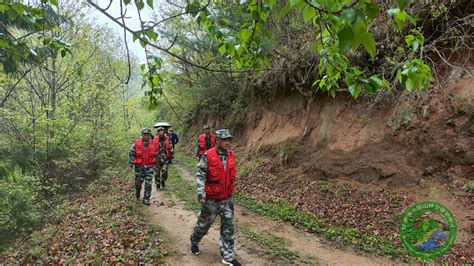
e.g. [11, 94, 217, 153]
[145, 162, 399, 265]
[146, 177, 267, 265]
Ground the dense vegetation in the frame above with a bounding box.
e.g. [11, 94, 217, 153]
[0, 1, 155, 250]
[87, 0, 470, 132]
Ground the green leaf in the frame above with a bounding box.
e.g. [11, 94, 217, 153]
[352, 19, 367, 48]
[133, 32, 141, 42]
[337, 27, 353, 52]
[369, 75, 384, 89]
[265, 0, 276, 8]
[364, 3, 380, 20]
[289, 0, 301, 8]
[218, 44, 227, 55]
[411, 41, 419, 52]
[146, 0, 153, 8]
[382, 79, 391, 92]
[348, 84, 361, 98]
[405, 78, 414, 91]
[361, 33, 376, 59]
[260, 11, 270, 22]
[295, 0, 306, 10]
[303, 6, 316, 23]
[278, 1, 291, 18]
[394, 10, 409, 29]
[155, 58, 162, 68]
[341, 8, 357, 24]
[227, 43, 235, 56]
[124, 0, 132, 5]
[186, 2, 201, 15]
[406, 14, 416, 25]
[146, 30, 158, 41]
[136, 0, 145, 10]
[0, 39, 8, 48]
[239, 29, 253, 42]
[49, 0, 58, 7]
[11, 3, 25, 15]
[396, 0, 408, 11]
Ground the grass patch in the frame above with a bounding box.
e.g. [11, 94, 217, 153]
[468, 181, 474, 193]
[239, 225, 299, 262]
[165, 166, 201, 211]
[174, 152, 197, 170]
[235, 192, 405, 257]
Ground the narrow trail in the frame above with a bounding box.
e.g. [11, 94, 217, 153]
[145, 171, 266, 265]
[144, 161, 399, 265]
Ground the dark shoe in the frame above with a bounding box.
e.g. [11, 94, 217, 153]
[161, 181, 166, 188]
[143, 199, 150, 205]
[156, 183, 161, 190]
[191, 243, 200, 255]
[221, 259, 240, 266]
[135, 190, 140, 199]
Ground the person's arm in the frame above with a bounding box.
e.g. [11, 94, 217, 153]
[194, 138, 200, 158]
[175, 134, 179, 144]
[169, 139, 174, 159]
[196, 154, 208, 203]
[128, 143, 136, 169]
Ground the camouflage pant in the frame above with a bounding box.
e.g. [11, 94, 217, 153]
[154, 162, 168, 186]
[190, 198, 235, 261]
[134, 166, 153, 200]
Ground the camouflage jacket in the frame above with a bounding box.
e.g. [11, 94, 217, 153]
[156, 135, 171, 164]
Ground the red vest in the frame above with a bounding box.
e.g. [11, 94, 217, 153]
[205, 147, 236, 200]
[153, 135, 171, 158]
[133, 139, 156, 166]
[198, 133, 216, 156]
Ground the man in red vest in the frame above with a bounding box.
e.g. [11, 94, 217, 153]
[153, 127, 172, 190]
[195, 124, 216, 162]
[128, 128, 156, 205]
[190, 129, 240, 266]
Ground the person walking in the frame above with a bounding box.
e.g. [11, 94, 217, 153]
[190, 129, 240, 266]
[195, 124, 216, 162]
[153, 127, 172, 190]
[128, 128, 156, 205]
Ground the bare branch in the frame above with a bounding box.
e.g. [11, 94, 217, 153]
[86, 0, 274, 73]
[142, 0, 210, 32]
[0, 66, 36, 107]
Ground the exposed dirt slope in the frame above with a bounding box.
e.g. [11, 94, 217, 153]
[181, 76, 473, 263]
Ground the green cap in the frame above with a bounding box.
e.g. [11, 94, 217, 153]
[215, 129, 233, 139]
[142, 128, 151, 134]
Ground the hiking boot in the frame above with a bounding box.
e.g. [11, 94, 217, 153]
[135, 190, 140, 199]
[142, 199, 150, 205]
[161, 181, 166, 189]
[190, 243, 200, 255]
[221, 259, 241, 266]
